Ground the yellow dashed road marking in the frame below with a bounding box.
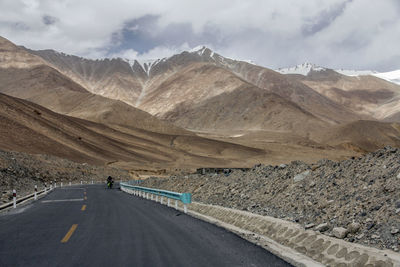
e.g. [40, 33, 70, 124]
[81, 205, 86, 211]
[84, 196, 87, 200]
[61, 224, 78, 243]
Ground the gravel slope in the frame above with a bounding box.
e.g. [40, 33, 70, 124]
[142, 146, 400, 252]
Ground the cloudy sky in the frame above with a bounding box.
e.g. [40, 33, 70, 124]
[1, 0, 399, 71]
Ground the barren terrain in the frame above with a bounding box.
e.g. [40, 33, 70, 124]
[142, 146, 400, 252]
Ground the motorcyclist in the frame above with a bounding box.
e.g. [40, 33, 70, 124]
[107, 176, 113, 189]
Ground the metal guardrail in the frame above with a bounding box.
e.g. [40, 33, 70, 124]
[120, 182, 192, 213]
[0, 188, 50, 211]
[0, 180, 100, 211]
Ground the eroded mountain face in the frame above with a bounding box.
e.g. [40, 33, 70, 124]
[3, 36, 398, 156]
[28, 46, 370, 129]
[27, 45, 400, 127]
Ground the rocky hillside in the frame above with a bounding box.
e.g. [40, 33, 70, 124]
[288, 68, 400, 122]
[142, 146, 400, 252]
[0, 149, 129, 204]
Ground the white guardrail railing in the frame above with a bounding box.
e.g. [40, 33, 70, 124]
[120, 182, 192, 213]
[0, 180, 101, 211]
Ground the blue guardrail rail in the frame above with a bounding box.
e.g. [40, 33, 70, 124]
[120, 182, 192, 204]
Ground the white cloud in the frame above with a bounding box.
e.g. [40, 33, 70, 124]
[108, 43, 192, 61]
[0, 0, 399, 71]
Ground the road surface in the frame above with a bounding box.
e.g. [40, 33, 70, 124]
[0, 184, 291, 267]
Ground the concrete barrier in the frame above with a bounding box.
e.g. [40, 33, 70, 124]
[185, 202, 400, 267]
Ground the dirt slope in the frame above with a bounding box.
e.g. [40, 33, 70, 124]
[288, 69, 400, 122]
[0, 36, 188, 136]
[317, 120, 400, 152]
[0, 92, 264, 168]
[162, 84, 328, 139]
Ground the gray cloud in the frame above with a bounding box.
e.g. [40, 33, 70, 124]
[0, 0, 399, 71]
[302, 0, 352, 36]
[42, 15, 58, 26]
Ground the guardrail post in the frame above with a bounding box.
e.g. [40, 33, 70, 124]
[175, 200, 178, 210]
[147, 193, 149, 199]
[156, 195, 158, 202]
[34, 185, 37, 200]
[61, 182, 63, 187]
[81, 181, 82, 185]
[161, 196, 163, 204]
[69, 181, 71, 186]
[168, 198, 170, 207]
[12, 189, 16, 208]
[151, 194, 153, 200]
[181, 193, 191, 214]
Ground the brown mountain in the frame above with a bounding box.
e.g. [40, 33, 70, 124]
[0, 92, 264, 168]
[162, 84, 328, 139]
[0, 36, 187, 136]
[6, 36, 399, 160]
[286, 68, 400, 122]
[29, 46, 363, 127]
[317, 120, 400, 152]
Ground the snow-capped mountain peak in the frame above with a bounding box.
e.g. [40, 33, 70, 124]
[276, 63, 326, 76]
[189, 45, 207, 54]
[189, 45, 216, 58]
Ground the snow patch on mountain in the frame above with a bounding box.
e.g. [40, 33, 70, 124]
[336, 69, 400, 85]
[125, 58, 166, 76]
[335, 69, 377, 76]
[373, 70, 400, 85]
[190, 45, 208, 56]
[276, 63, 326, 76]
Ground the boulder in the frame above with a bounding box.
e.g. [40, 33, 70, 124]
[294, 170, 311, 182]
[348, 222, 361, 234]
[391, 228, 399, 235]
[315, 223, 329, 232]
[279, 164, 287, 169]
[332, 227, 348, 239]
[305, 223, 315, 229]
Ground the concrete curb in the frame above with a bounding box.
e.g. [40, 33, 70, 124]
[187, 207, 322, 267]
[186, 202, 400, 267]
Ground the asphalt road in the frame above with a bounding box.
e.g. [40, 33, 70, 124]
[0, 184, 292, 267]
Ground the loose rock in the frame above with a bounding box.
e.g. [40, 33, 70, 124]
[142, 146, 400, 252]
[315, 223, 329, 232]
[293, 170, 311, 182]
[348, 222, 361, 234]
[332, 227, 348, 239]
[305, 223, 315, 229]
[391, 228, 399, 235]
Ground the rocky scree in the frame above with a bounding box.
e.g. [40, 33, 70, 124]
[142, 146, 400, 252]
[0, 149, 129, 204]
